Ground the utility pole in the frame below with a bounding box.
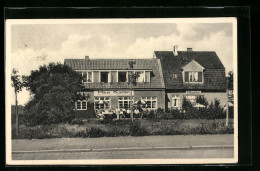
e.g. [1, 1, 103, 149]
[130, 84, 133, 122]
[226, 88, 229, 127]
[15, 91, 19, 137]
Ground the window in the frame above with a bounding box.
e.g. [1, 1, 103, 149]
[184, 71, 202, 83]
[118, 72, 127, 82]
[76, 71, 93, 83]
[82, 71, 88, 82]
[172, 95, 180, 108]
[100, 72, 109, 83]
[141, 97, 157, 109]
[137, 71, 145, 82]
[173, 74, 178, 79]
[185, 95, 197, 104]
[75, 100, 87, 110]
[88, 72, 92, 82]
[118, 97, 132, 109]
[94, 97, 110, 110]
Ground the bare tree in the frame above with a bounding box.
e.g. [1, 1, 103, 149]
[11, 69, 23, 138]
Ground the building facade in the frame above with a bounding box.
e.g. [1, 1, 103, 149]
[154, 46, 228, 110]
[64, 57, 165, 117]
[65, 46, 228, 117]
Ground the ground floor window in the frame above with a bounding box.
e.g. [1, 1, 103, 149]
[141, 96, 157, 109]
[75, 100, 87, 110]
[118, 96, 132, 109]
[185, 95, 197, 105]
[172, 95, 180, 108]
[94, 97, 110, 110]
[185, 94, 205, 105]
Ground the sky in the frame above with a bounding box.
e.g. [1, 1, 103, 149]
[10, 21, 234, 105]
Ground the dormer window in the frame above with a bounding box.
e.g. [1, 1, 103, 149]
[184, 71, 203, 83]
[182, 60, 204, 83]
[173, 74, 178, 79]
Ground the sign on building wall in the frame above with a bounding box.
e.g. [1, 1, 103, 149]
[186, 91, 201, 94]
[94, 90, 134, 96]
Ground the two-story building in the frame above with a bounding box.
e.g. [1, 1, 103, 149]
[65, 46, 228, 116]
[154, 46, 228, 110]
[64, 57, 166, 115]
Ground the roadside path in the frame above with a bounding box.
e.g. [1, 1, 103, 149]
[12, 135, 234, 160]
[12, 134, 234, 152]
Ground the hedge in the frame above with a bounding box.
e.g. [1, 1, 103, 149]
[12, 119, 234, 139]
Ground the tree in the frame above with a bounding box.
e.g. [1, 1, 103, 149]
[128, 61, 140, 121]
[196, 95, 208, 107]
[182, 97, 193, 111]
[23, 63, 82, 125]
[11, 69, 23, 137]
[227, 71, 234, 90]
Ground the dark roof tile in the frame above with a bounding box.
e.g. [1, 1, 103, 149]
[154, 51, 225, 69]
[154, 51, 226, 90]
[64, 58, 165, 89]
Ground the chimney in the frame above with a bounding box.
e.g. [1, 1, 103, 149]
[187, 48, 192, 51]
[85, 56, 89, 60]
[173, 45, 178, 56]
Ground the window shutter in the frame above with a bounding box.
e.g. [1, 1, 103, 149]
[111, 71, 117, 83]
[93, 71, 99, 82]
[145, 71, 150, 82]
[198, 72, 202, 82]
[185, 72, 189, 82]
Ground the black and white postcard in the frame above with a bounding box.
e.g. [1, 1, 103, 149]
[5, 18, 238, 165]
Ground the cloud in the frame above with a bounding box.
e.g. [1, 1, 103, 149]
[125, 24, 233, 73]
[10, 23, 233, 105]
[11, 34, 117, 74]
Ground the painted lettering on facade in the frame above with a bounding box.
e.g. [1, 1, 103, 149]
[186, 91, 201, 94]
[94, 91, 134, 96]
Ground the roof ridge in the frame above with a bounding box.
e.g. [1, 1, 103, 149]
[64, 58, 156, 60]
[154, 51, 216, 52]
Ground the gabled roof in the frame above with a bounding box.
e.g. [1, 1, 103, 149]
[64, 58, 165, 89]
[154, 51, 225, 69]
[154, 51, 226, 90]
[182, 60, 205, 71]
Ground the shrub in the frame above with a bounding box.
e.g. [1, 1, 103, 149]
[129, 120, 148, 136]
[86, 127, 107, 138]
[70, 118, 84, 125]
[146, 110, 156, 120]
[182, 97, 193, 110]
[85, 102, 96, 118]
[196, 95, 209, 107]
[12, 119, 234, 139]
